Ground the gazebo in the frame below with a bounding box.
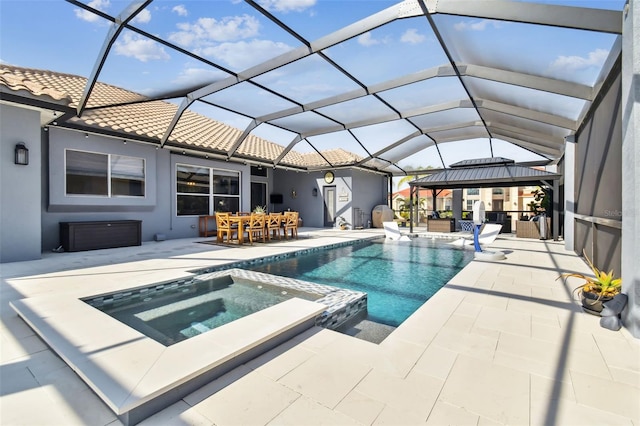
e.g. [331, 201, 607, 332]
[408, 157, 561, 237]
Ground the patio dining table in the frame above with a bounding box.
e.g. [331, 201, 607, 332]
[217, 214, 252, 245]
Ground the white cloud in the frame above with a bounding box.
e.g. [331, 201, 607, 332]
[74, 0, 110, 23]
[172, 67, 226, 88]
[258, 0, 316, 13]
[169, 14, 260, 46]
[549, 48, 609, 73]
[166, 12, 295, 70]
[172, 5, 188, 17]
[454, 19, 498, 31]
[114, 33, 170, 62]
[358, 32, 379, 47]
[132, 9, 151, 24]
[400, 29, 425, 44]
[197, 39, 292, 70]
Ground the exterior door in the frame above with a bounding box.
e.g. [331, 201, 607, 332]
[251, 182, 267, 211]
[323, 186, 336, 227]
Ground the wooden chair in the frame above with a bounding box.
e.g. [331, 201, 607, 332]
[267, 213, 283, 240]
[245, 213, 266, 244]
[216, 212, 237, 243]
[283, 211, 299, 240]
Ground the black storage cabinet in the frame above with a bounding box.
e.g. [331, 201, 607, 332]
[60, 220, 142, 252]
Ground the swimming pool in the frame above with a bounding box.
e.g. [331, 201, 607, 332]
[249, 237, 474, 327]
[11, 235, 473, 424]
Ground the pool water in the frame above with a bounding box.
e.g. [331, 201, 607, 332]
[85, 276, 320, 346]
[249, 238, 474, 327]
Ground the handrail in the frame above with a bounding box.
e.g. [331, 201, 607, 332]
[574, 213, 622, 229]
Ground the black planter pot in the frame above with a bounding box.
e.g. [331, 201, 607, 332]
[580, 291, 612, 316]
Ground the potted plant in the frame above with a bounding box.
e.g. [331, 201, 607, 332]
[557, 250, 622, 315]
[253, 205, 267, 214]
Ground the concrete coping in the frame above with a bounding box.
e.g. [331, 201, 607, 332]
[11, 293, 325, 424]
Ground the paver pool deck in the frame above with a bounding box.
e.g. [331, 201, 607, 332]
[1, 228, 638, 425]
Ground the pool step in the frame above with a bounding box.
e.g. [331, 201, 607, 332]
[338, 317, 396, 344]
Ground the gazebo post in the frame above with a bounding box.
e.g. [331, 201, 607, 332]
[553, 180, 560, 241]
[431, 189, 436, 215]
[409, 185, 414, 233]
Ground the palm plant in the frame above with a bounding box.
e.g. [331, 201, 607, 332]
[528, 186, 550, 214]
[396, 174, 424, 190]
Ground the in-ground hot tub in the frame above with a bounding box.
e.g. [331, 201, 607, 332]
[11, 269, 366, 425]
[84, 274, 324, 346]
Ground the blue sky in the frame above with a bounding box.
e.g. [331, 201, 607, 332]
[0, 0, 626, 176]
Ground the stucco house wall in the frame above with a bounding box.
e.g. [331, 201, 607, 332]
[0, 103, 42, 262]
[40, 127, 255, 251]
[2, 104, 388, 260]
[273, 168, 388, 228]
[351, 169, 390, 228]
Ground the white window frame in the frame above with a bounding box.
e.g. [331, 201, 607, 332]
[175, 163, 241, 217]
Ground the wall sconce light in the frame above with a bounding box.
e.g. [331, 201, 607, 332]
[291, 188, 297, 199]
[14, 143, 29, 165]
[312, 188, 318, 197]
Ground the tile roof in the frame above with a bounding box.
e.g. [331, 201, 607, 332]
[0, 67, 72, 104]
[0, 65, 357, 169]
[0, 65, 144, 108]
[300, 148, 363, 168]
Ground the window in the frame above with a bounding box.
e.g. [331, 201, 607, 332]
[466, 200, 474, 210]
[251, 165, 267, 177]
[177, 165, 210, 216]
[176, 164, 240, 216]
[467, 188, 479, 195]
[66, 149, 145, 197]
[492, 188, 504, 195]
[111, 155, 145, 196]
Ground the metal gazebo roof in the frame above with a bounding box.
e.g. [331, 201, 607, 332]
[408, 157, 560, 190]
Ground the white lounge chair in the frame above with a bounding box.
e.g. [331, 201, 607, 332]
[383, 221, 411, 241]
[450, 223, 502, 247]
